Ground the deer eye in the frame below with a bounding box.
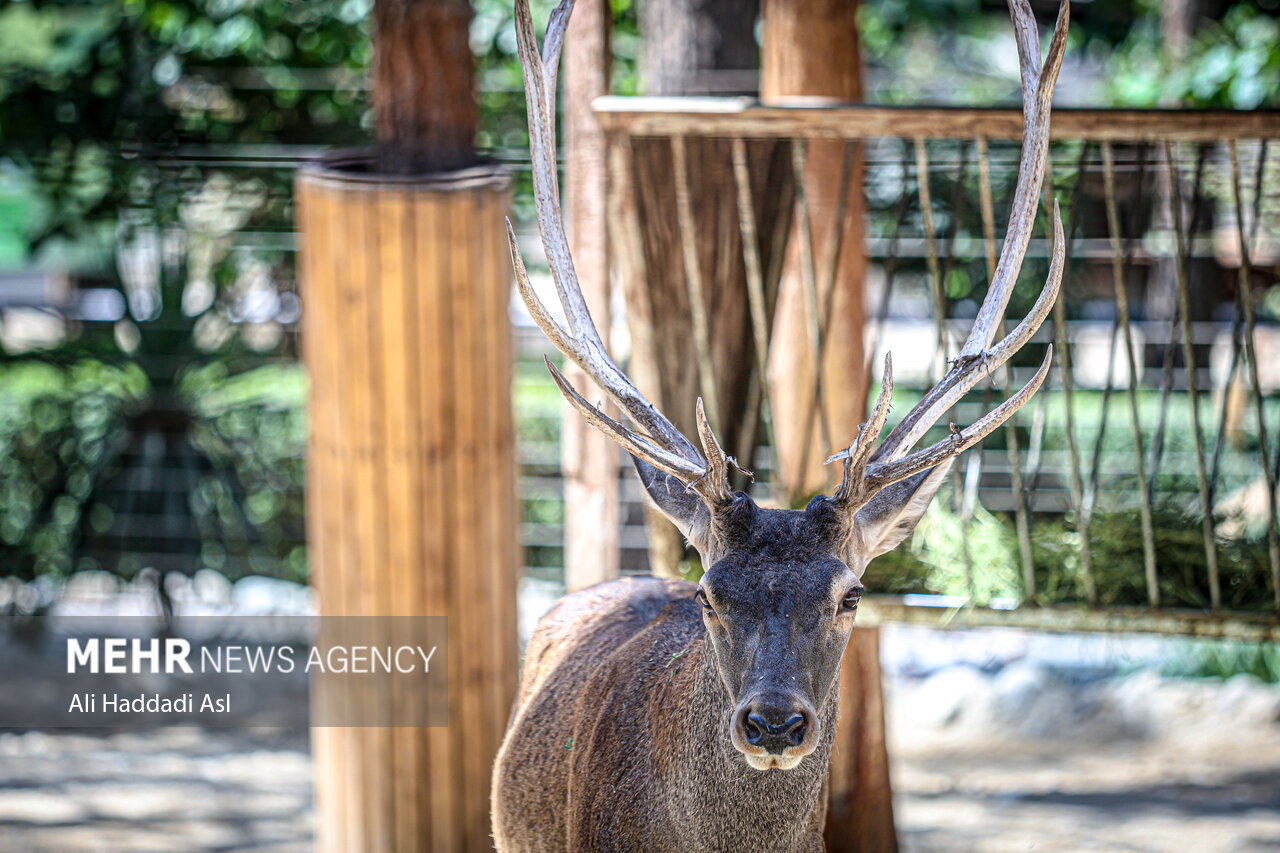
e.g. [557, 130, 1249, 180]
[840, 588, 862, 612]
[695, 589, 716, 616]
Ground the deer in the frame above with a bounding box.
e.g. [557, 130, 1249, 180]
[492, 0, 1068, 850]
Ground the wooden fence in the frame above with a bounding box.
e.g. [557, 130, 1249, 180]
[588, 99, 1280, 639]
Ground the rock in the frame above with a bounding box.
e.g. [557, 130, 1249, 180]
[903, 665, 993, 729]
[0, 790, 88, 824]
[231, 577, 315, 616]
[61, 571, 122, 601]
[518, 576, 565, 647]
[991, 658, 1053, 722]
[1214, 672, 1279, 725]
[191, 568, 233, 605]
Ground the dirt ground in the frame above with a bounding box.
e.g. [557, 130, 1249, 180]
[894, 728, 1280, 852]
[886, 636, 1280, 853]
[0, 628, 1277, 852]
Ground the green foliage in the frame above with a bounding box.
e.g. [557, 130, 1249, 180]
[1109, 4, 1280, 108]
[1163, 640, 1280, 683]
[0, 359, 145, 578]
[862, 496, 1280, 613]
[0, 357, 306, 581]
[0, 0, 370, 253]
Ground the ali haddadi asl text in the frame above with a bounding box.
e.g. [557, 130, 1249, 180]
[68, 692, 230, 715]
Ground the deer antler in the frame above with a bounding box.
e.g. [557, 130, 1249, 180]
[831, 0, 1069, 511]
[512, 0, 1067, 518]
[509, 0, 733, 506]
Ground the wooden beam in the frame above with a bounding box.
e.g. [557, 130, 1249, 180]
[860, 596, 1280, 642]
[563, 0, 620, 590]
[594, 98, 1280, 142]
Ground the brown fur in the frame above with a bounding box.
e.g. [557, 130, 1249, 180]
[493, 576, 830, 853]
[491, 480, 948, 853]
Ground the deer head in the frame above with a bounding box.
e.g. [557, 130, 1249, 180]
[509, 0, 1067, 771]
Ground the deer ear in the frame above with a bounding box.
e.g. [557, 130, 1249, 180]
[632, 457, 714, 551]
[853, 460, 954, 568]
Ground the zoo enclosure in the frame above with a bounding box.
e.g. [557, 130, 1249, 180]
[583, 99, 1280, 638]
[12, 102, 1280, 642]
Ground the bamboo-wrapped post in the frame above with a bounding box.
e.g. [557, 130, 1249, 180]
[760, 1, 895, 850]
[297, 2, 517, 850]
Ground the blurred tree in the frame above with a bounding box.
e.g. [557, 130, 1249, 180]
[0, 0, 348, 586]
[372, 0, 477, 173]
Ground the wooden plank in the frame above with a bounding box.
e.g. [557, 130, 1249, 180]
[593, 97, 1280, 142]
[860, 596, 1280, 642]
[376, 188, 426, 851]
[479, 184, 520, 776]
[448, 188, 491, 851]
[296, 176, 341, 853]
[414, 188, 460, 853]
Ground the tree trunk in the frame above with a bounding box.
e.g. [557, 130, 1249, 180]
[760, 2, 895, 850]
[639, 0, 760, 96]
[372, 0, 477, 174]
[627, 0, 788, 578]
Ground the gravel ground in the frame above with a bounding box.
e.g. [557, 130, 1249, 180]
[0, 728, 311, 853]
[889, 660, 1280, 852]
[0, 622, 1277, 852]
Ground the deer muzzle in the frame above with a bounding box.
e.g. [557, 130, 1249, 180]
[731, 693, 818, 770]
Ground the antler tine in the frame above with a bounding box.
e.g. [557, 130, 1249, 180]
[867, 0, 1068, 469]
[511, 0, 734, 503]
[544, 358, 704, 482]
[874, 199, 1064, 463]
[858, 345, 1053, 502]
[694, 398, 733, 503]
[961, 0, 1068, 358]
[831, 354, 894, 504]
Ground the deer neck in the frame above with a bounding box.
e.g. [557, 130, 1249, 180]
[659, 640, 837, 850]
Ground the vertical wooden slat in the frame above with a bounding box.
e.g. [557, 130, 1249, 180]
[1164, 142, 1220, 610]
[1228, 140, 1280, 609]
[299, 164, 515, 853]
[731, 137, 777, 452]
[298, 178, 346, 853]
[1101, 141, 1160, 608]
[789, 139, 834, 480]
[376, 187, 425, 848]
[1044, 142, 1095, 604]
[671, 133, 723, 432]
[449, 189, 488, 850]
[415, 190, 460, 853]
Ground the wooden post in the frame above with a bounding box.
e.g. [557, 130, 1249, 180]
[562, 0, 620, 591]
[298, 160, 516, 853]
[761, 2, 896, 850]
[761, 0, 869, 501]
[299, 3, 515, 849]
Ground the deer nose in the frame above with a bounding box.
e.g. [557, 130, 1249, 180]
[736, 701, 813, 755]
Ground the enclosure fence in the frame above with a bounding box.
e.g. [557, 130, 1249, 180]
[588, 99, 1280, 639]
